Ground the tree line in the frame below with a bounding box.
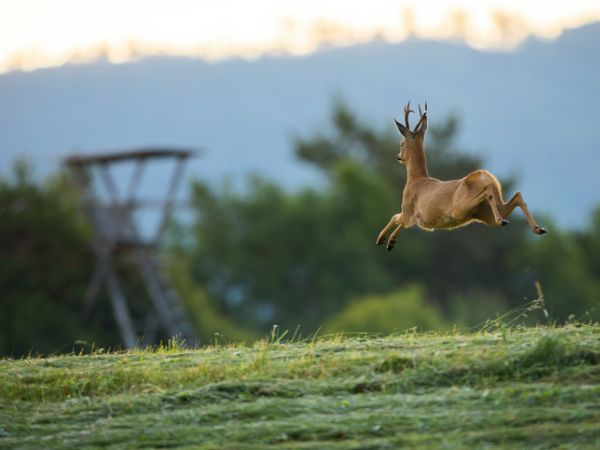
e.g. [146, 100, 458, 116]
[2, 102, 599, 356]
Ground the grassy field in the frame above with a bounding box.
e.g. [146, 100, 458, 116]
[1, 324, 600, 449]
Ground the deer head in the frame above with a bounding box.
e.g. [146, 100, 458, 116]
[394, 101, 428, 165]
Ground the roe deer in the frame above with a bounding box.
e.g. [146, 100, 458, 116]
[376, 102, 547, 252]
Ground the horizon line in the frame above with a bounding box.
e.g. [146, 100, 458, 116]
[1, 20, 597, 76]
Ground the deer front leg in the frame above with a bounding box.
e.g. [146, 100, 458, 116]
[500, 192, 547, 235]
[376, 213, 403, 246]
[386, 221, 405, 252]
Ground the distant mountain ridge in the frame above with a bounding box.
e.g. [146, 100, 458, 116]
[1, 22, 599, 227]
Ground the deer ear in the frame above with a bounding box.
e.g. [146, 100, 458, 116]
[394, 119, 409, 137]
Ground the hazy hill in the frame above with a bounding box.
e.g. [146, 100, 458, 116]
[1, 22, 599, 227]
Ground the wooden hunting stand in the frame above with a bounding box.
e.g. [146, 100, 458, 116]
[65, 148, 197, 348]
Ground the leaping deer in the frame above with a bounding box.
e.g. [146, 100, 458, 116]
[377, 102, 547, 252]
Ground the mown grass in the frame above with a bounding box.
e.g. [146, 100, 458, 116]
[1, 325, 600, 449]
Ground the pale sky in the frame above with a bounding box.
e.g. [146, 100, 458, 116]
[1, 0, 599, 73]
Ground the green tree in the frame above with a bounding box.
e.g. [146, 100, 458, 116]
[169, 254, 258, 343]
[514, 214, 600, 321]
[188, 166, 397, 331]
[0, 162, 115, 356]
[577, 207, 600, 280]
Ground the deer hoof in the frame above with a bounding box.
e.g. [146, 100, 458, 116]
[376, 236, 385, 246]
[534, 226, 547, 235]
[386, 240, 395, 252]
[499, 219, 509, 226]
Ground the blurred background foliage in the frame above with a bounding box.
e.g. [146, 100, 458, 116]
[2, 101, 599, 356]
[0, 162, 113, 355]
[323, 286, 447, 334]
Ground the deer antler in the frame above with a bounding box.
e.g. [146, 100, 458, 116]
[414, 101, 428, 133]
[403, 101, 414, 129]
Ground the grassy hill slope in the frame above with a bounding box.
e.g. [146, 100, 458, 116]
[1, 325, 600, 449]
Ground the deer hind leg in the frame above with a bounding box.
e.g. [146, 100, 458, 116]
[376, 213, 403, 246]
[499, 192, 547, 235]
[481, 185, 508, 226]
[471, 184, 509, 227]
[455, 184, 507, 226]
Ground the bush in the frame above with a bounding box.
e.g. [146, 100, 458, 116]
[323, 285, 447, 334]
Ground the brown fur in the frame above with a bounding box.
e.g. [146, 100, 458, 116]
[377, 103, 546, 251]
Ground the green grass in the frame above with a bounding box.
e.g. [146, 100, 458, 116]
[2, 325, 600, 449]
